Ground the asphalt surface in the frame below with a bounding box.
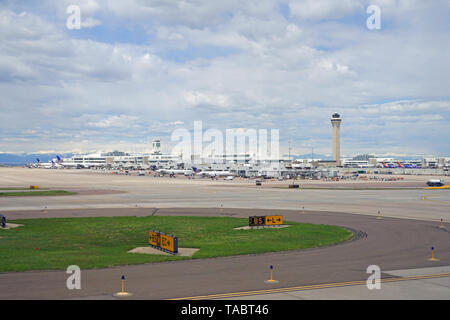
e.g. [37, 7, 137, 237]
[221, 266, 450, 300]
[1, 168, 449, 223]
[0, 207, 449, 300]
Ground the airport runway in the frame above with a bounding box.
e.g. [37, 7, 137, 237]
[0, 207, 449, 299]
[0, 168, 449, 222]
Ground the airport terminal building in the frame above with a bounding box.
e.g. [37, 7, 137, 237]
[51, 120, 450, 177]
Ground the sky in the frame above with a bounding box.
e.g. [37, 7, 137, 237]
[0, 0, 449, 157]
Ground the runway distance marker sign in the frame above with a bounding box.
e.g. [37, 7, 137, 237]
[249, 215, 283, 227]
[148, 230, 178, 254]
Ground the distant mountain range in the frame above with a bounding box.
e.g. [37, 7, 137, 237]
[0, 153, 73, 165]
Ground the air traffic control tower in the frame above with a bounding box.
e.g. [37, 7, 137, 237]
[331, 113, 342, 166]
[152, 138, 162, 154]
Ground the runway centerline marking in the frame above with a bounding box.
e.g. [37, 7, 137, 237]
[168, 272, 450, 300]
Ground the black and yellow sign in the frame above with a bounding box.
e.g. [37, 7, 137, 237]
[249, 216, 265, 226]
[265, 215, 283, 225]
[249, 215, 283, 227]
[148, 230, 178, 254]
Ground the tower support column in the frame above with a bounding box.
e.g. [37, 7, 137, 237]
[331, 113, 342, 166]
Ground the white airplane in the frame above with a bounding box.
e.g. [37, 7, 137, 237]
[40, 162, 53, 169]
[60, 162, 93, 169]
[53, 159, 91, 169]
[35, 158, 62, 169]
[157, 168, 193, 176]
[44, 155, 83, 169]
[51, 161, 64, 169]
[224, 175, 234, 180]
[197, 170, 232, 177]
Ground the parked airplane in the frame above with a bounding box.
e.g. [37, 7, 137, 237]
[157, 168, 193, 176]
[51, 160, 63, 169]
[381, 161, 417, 169]
[52, 157, 95, 169]
[33, 158, 62, 169]
[396, 161, 418, 169]
[197, 170, 232, 177]
[35, 158, 56, 169]
[402, 163, 418, 168]
[382, 161, 398, 168]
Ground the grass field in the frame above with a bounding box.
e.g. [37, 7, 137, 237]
[0, 190, 76, 197]
[0, 216, 353, 272]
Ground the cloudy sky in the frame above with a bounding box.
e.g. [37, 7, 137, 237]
[0, 0, 449, 157]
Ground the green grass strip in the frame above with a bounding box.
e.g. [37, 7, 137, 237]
[0, 216, 353, 272]
[0, 190, 77, 197]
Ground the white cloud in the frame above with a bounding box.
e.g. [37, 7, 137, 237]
[289, 0, 362, 20]
[105, 0, 280, 28]
[0, 2, 449, 155]
[87, 114, 139, 128]
[81, 17, 102, 28]
[184, 91, 230, 108]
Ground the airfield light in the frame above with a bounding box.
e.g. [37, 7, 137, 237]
[428, 247, 439, 262]
[265, 265, 279, 284]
